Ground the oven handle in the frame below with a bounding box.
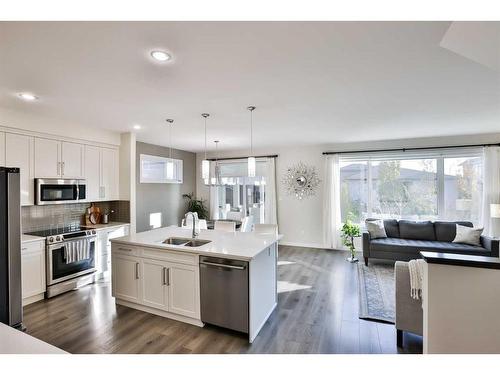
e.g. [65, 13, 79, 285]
[47, 236, 97, 251]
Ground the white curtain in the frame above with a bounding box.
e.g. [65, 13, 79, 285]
[264, 158, 278, 224]
[481, 146, 500, 236]
[323, 154, 342, 249]
[209, 186, 220, 220]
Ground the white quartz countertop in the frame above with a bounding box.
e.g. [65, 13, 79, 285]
[83, 221, 130, 231]
[0, 323, 67, 354]
[111, 227, 282, 261]
[21, 234, 45, 244]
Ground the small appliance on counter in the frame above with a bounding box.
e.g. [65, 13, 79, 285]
[0, 167, 23, 329]
[101, 210, 114, 224]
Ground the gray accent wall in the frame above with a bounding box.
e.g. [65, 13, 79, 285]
[136, 141, 196, 233]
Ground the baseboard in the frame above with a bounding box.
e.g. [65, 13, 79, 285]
[23, 293, 45, 306]
[279, 241, 329, 249]
[115, 298, 204, 327]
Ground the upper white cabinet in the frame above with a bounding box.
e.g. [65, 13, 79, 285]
[5, 133, 34, 206]
[34, 138, 84, 179]
[0, 132, 5, 166]
[100, 147, 119, 200]
[84, 145, 101, 201]
[85, 146, 119, 201]
[61, 142, 84, 178]
[34, 138, 60, 178]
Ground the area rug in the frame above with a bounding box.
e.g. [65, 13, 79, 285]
[357, 261, 395, 324]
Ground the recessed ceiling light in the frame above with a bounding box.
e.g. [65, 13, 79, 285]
[150, 50, 171, 62]
[18, 93, 38, 101]
[133, 124, 141, 130]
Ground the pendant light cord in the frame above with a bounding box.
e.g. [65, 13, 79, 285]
[247, 106, 256, 156]
[166, 119, 174, 159]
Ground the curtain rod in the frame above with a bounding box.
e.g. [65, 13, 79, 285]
[322, 143, 500, 155]
[207, 154, 278, 161]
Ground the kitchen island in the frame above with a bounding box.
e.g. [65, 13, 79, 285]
[110, 227, 281, 343]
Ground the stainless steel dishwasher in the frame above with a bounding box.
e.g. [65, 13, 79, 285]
[200, 256, 249, 333]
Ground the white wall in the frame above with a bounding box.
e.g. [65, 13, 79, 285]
[197, 132, 500, 249]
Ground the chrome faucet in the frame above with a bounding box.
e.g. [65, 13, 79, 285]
[185, 212, 198, 238]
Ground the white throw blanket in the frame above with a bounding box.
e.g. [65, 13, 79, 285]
[64, 239, 91, 264]
[408, 259, 425, 300]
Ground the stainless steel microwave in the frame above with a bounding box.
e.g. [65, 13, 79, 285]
[35, 179, 87, 205]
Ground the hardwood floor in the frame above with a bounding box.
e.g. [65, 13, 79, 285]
[23, 245, 422, 354]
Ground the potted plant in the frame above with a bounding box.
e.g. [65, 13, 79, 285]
[182, 193, 209, 220]
[341, 218, 361, 263]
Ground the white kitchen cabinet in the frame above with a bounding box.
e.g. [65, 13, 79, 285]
[111, 245, 201, 323]
[167, 262, 200, 319]
[100, 147, 119, 200]
[97, 225, 130, 277]
[84, 145, 101, 201]
[34, 137, 60, 178]
[21, 239, 46, 306]
[61, 142, 84, 178]
[112, 254, 141, 303]
[35, 138, 84, 179]
[0, 132, 5, 166]
[141, 259, 169, 310]
[5, 133, 34, 206]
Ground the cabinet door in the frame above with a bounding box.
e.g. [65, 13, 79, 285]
[61, 141, 84, 178]
[5, 133, 34, 206]
[84, 145, 101, 201]
[21, 245, 46, 299]
[141, 259, 169, 310]
[167, 263, 200, 319]
[112, 255, 141, 303]
[34, 138, 61, 178]
[101, 148, 118, 200]
[0, 132, 5, 166]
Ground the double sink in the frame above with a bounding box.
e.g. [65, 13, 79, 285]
[162, 237, 211, 248]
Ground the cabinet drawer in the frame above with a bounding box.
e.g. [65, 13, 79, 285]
[142, 247, 197, 265]
[22, 240, 44, 253]
[112, 243, 140, 256]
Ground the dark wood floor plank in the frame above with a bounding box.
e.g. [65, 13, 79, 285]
[23, 246, 422, 354]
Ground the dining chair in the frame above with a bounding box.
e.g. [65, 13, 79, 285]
[240, 216, 254, 232]
[226, 211, 243, 221]
[214, 221, 236, 232]
[253, 224, 278, 235]
[182, 218, 207, 230]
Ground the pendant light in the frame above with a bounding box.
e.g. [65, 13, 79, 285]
[211, 140, 222, 186]
[166, 119, 174, 180]
[247, 106, 256, 177]
[201, 113, 210, 183]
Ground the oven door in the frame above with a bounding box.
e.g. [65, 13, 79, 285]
[47, 237, 97, 286]
[36, 179, 85, 205]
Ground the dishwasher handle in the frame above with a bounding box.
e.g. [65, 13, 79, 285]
[200, 260, 246, 270]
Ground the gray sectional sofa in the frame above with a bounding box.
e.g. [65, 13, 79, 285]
[362, 219, 499, 266]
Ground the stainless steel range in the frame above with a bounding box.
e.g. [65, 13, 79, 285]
[26, 225, 97, 298]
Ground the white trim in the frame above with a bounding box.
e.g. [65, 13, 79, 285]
[115, 299, 204, 327]
[0, 124, 119, 149]
[22, 293, 45, 306]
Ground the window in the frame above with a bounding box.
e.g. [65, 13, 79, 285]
[339, 149, 483, 225]
[213, 160, 268, 224]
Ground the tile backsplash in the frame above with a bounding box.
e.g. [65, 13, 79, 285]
[22, 200, 130, 233]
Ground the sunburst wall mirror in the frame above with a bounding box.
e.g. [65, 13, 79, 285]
[282, 162, 321, 200]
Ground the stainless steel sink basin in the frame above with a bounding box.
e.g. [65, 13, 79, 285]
[162, 237, 211, 247]
[162, 237, 191, 245]
[183, 239, 211, 247]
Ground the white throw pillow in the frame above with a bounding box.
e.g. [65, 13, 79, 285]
[453, 224, 483, 246]
[365, 219, 387, 239]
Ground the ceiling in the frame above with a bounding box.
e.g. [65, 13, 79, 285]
[1, 21, 499, 152]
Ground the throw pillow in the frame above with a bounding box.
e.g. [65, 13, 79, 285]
[452, 224, 483, 246]
[365, 219, 387, 239]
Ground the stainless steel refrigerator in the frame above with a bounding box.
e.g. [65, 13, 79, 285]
[0, 167, 23, 329]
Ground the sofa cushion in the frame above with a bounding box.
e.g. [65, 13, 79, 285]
[434, 221, 473, 242]
[365, 219, 387, 239]
[399, 220, 436, 241]
[383, 219, 400, 238]
[369, 237, 491, 256]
